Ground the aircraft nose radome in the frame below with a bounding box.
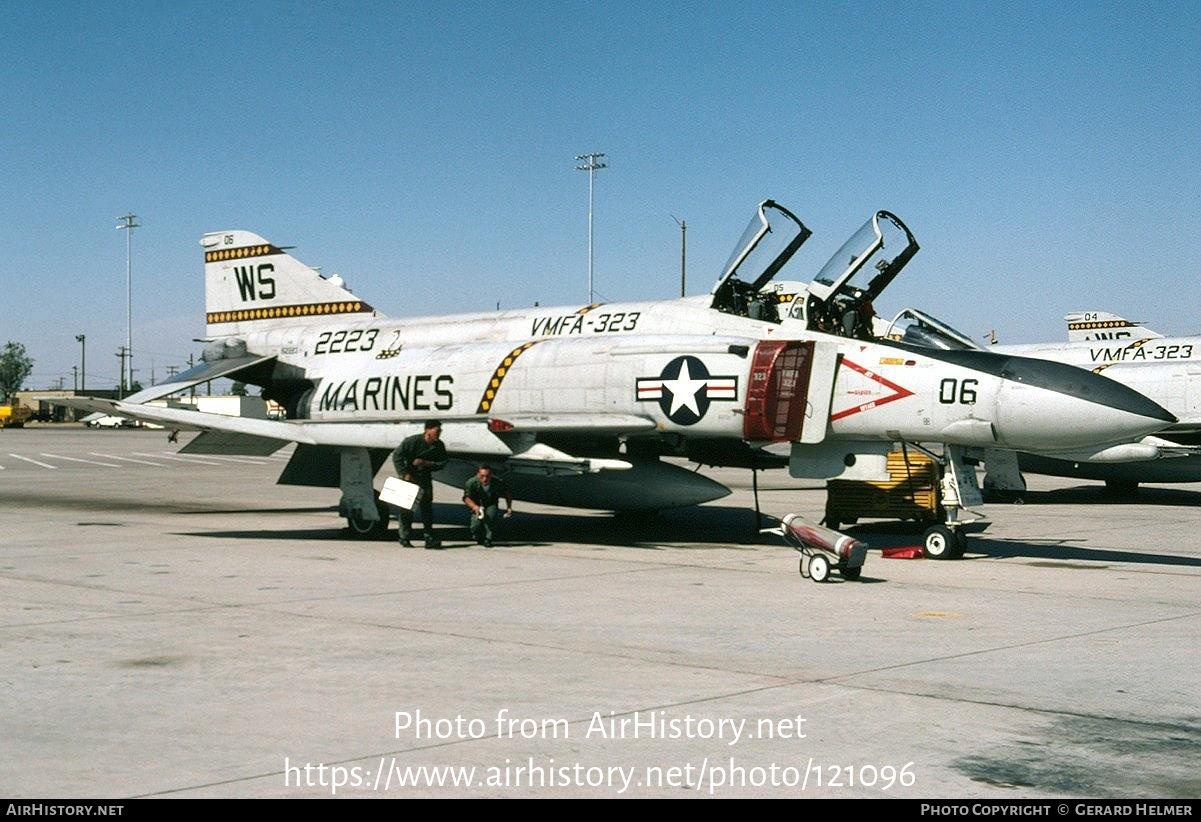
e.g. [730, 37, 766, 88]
[999, 357, 1176, 424]
[995, 356, 1176, 452]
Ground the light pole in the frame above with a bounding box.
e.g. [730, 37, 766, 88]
[116, 213, 139, 397]
[75, 334, 85, 393]
[574, 153, 606, 303]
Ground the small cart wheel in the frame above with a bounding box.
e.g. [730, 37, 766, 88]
[922, 524, 958, 560]
[809, 553, 831, 582]
[840, 563, 862, 581]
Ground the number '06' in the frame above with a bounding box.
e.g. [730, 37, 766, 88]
[939, 378, 978, 404]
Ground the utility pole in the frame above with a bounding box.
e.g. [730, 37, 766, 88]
[116, 213, 139, 396]
[75, 334, 86, 393]
[574, 153, 607, 303]
[72, 366, 78, 391]
[672, 215, 687, 297]
[116, 347, 129, 397]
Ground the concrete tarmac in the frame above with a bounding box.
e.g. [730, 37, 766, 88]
[1, 427, 1198, 798]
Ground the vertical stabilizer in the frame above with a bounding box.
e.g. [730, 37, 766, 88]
[1064, 311, 1162, 342]
[202, 230, 380, 338]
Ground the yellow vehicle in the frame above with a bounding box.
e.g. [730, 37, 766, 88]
[0, 405, 33, 429]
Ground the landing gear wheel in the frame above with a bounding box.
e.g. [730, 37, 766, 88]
[953, 528, 969, 558]
[923, 524, 960, 560]
[824, 516, 840, 531]
[808, 553, 831, 582]
[347, 500, 391, 540]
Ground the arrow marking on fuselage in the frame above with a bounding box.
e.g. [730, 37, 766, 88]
[829, 358, 915, 421]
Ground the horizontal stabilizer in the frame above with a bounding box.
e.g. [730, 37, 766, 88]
[116, 354, 277, 406]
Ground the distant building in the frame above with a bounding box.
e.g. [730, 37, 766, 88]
[17, 389, 119, 422]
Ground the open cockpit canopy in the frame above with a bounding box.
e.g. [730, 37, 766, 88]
[710, 202, 919, 339]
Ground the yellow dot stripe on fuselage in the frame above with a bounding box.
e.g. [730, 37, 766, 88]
[476, 340, 543, 414]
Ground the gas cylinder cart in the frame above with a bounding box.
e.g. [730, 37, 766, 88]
[765, 513, 868, 583]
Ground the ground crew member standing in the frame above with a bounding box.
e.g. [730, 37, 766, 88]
[392, 419, 448, 548]
[462, 464, 513, 548]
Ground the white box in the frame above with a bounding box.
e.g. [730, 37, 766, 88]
[379, 477, 422, 510]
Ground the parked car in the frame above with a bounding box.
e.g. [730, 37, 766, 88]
[86, 415, 135, 429]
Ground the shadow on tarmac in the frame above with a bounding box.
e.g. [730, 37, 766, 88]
[176, 502, 783, 548]
[988, 483, 1201, 507]
[840, 519, 1201, 570]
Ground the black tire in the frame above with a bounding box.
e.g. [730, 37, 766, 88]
[923, 524, 958, 560]
[347, 500, 391, 540]
[840, 563, 862, 581]
[951, 528, 968, 559]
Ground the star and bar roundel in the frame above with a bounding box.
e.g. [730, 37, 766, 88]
[636, 356, 738, 425]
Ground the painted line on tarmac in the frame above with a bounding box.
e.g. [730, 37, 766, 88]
[134, 452, 226, 466]
[90, 452, 167, 467]
[189, 454, 273, 464]
[8, 454, 56, 469]
[42, 453, 122, 467]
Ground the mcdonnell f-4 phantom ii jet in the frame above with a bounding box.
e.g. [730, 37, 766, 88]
[55, 201, 1176, 540]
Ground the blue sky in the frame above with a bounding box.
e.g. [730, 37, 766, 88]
[4, 1, 1200, 390]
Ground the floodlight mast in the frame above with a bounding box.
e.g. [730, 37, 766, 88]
[574, 153, 607, 303]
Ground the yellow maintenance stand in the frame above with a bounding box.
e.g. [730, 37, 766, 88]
[825, 447, 971, 559]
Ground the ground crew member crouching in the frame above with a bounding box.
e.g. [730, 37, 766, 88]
[462, 464, 513, 548]
[392, 419, 448, 549]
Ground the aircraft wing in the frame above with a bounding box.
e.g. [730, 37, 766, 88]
[49, 396, 649, 471]
[52, 395, 508, 453]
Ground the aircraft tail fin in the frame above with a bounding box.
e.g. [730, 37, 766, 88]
[1064, 311, 1163, 342]
[202, 230, 380, 337]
